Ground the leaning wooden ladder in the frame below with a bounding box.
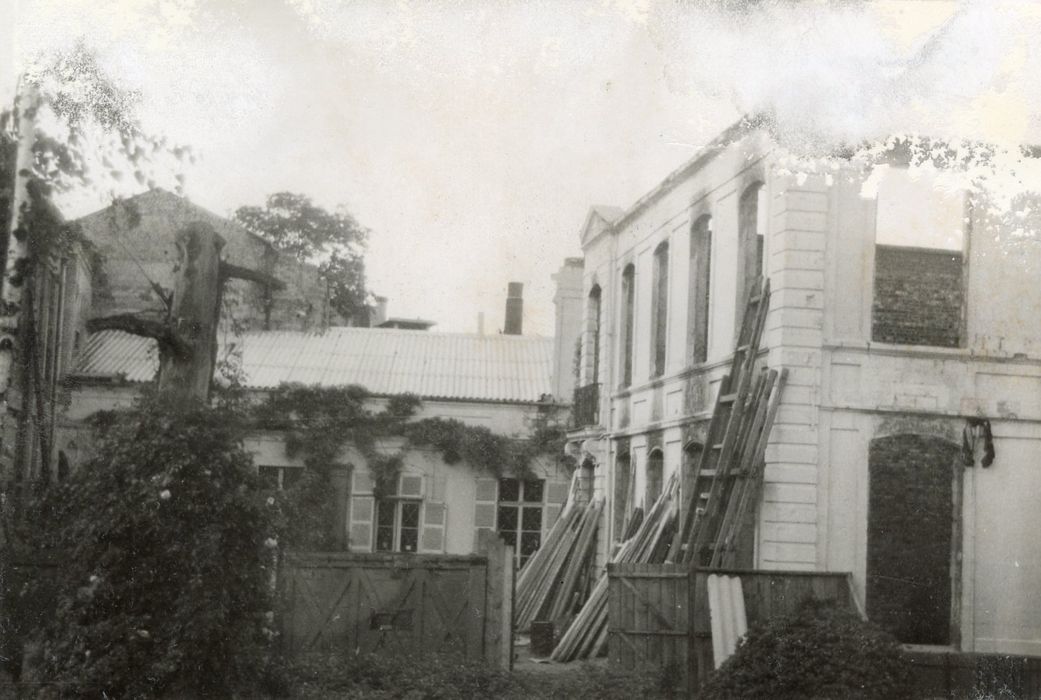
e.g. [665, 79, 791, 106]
[668, 278, 784, 567]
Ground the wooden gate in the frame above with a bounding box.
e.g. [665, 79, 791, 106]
[282, 550, 510, 663]
[607, 563, 693, 692]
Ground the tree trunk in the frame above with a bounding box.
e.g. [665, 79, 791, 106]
[158, 222, 224, 403]
[0, 82, 40, 451]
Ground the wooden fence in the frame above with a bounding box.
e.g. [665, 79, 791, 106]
[607, 564, 855, 693]
[281, 532, 514, 668]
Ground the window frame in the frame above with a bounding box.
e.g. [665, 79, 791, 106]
[496, 477, 545, 568]
[738, 182, 766, 314]
[374, 497, 422, 553]
[588, 284, 602, 385]
[620, 263, 636, 388]
[689, 215, 713, 365]
[650, 241, 669, 378]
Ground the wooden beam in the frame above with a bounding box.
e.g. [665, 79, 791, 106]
[86, 314, 192, 358]
[219, 261, 285, 290]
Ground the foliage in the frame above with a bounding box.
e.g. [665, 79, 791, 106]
[289, 653, 673, 700]
[234, 192, 370, 321]
[251, 384, 570, 548]
[26, 392, 285, 698]
[700, 600, 913, 700]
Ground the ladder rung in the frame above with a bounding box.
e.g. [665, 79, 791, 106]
[736, 344, 750, 352]
[711, 443, 723, 450]
[749, 295, 762, 304]
[700, 469, 718, 477]
[719, 393, 737, 403]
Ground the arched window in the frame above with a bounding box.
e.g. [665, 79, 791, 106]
[738, 182, 765, 307]
[613, 452, 633, 540]
[620, 264, 636, 388]
[646, 449, 664, 508]
[651, 242, 669, 377]
[588, 284, 602, 385]
[689, 215, 712, 364]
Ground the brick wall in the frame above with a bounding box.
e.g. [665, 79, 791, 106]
[867, 433, 959, 645]
[872, 245, 963, 347]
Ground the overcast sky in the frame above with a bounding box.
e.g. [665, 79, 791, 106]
[5, 0, 1041, 334]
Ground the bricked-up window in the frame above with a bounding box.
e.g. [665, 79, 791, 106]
[497, 478, 544, 567]
[588, 284, 602, 384]
[867, 434, 959, 644]
[651, 242, 669, 377]
[872, 167, 966, 347]
[689, 216, 712, 364]
[646, 449, 664, 508]
[620, 264, 636, 387]
[738, 182, 765, 308]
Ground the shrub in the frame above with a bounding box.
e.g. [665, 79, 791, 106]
[30, 393, 285, 698]
[700, 599, 913, 700]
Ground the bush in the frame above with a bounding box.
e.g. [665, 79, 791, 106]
[289, 653, 675, 699]
[700, 599, 913, 700]
[30, 393, 285, 698]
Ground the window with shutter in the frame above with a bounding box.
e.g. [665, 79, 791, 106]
[473, 477, 499, 550]
[420, 502, 447, 553]
[349, 470, 375, 552]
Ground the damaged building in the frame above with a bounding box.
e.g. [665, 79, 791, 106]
[565, 120, 1041, 656]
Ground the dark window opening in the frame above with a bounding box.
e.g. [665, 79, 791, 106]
[738, 182, 765, 311]
[375, 499, 422, 553]
[867, 434, 959, 644]
[621, 264, 635, 387]
[646, 449, 664, 508]
[589, 285, 602, 385]
[690, 216, 712, 364]
[651, 242, 669, 377]
[613, 453, 633, 540]
[497, 478, 544, 567]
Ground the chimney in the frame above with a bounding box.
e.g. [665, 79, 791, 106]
[372, 296, 389, 327]
[504, 282, 523, 335]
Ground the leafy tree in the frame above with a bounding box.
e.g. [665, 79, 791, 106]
[29, 392, 285, 697]
[234, 192, 371, 321]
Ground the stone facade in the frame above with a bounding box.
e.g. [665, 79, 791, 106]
[564, 123, 1041, 655]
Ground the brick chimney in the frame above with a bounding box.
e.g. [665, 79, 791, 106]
[504, 282, 523, 335]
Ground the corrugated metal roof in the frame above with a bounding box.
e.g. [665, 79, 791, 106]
[74, 327, 556, 403]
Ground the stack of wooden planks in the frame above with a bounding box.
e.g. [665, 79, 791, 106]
[515, 471, 604, 636]
[550, 473, 679, 661]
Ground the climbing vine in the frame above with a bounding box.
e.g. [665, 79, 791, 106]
[251, 383, 573, 548]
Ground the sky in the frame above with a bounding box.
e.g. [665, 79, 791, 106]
[4, 0, 1041, 335]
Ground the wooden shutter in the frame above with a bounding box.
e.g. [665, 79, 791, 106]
[544, 478, 569, 534]
[419, 502, 447, 553]
[349, 470, 375, 552]
[473, 477, 498, 550]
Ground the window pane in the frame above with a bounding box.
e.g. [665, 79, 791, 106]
[258, 466, 280, 490]
[501, 530, 517, 549]
[521, 507, 542, 531]
[497, 505, 518, 531]
[521, 531, 541, 556]
[400, 502, 420, 528]
[522, 479, 544, 503]
[376, 525, 394, 552]
[376, 500, 395, 527]
[498, 478, 519, 502]
[400, 525, 418, 553]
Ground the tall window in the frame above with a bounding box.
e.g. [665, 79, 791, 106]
[871, 167, 966, 347]
[498, 478, 544, 567]
[651, 242, 669, 377]
[613, 452, 633, 540]
[375, 499, 420, 552]
[588, 284, 602, 384]
[646, 449, 664, 508]
[739, 182, 765, 307]
[689, 216, 712, 364]
[620, 264, 636, 387]
[258, 465, 303, 490]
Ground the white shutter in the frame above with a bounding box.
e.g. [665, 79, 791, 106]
[399, 473, 424, 498]
[349, 470, 375, 552]
[544, 478, 568, 535]
[473, 477, 498, 550]
[419, 502, 447, 553]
